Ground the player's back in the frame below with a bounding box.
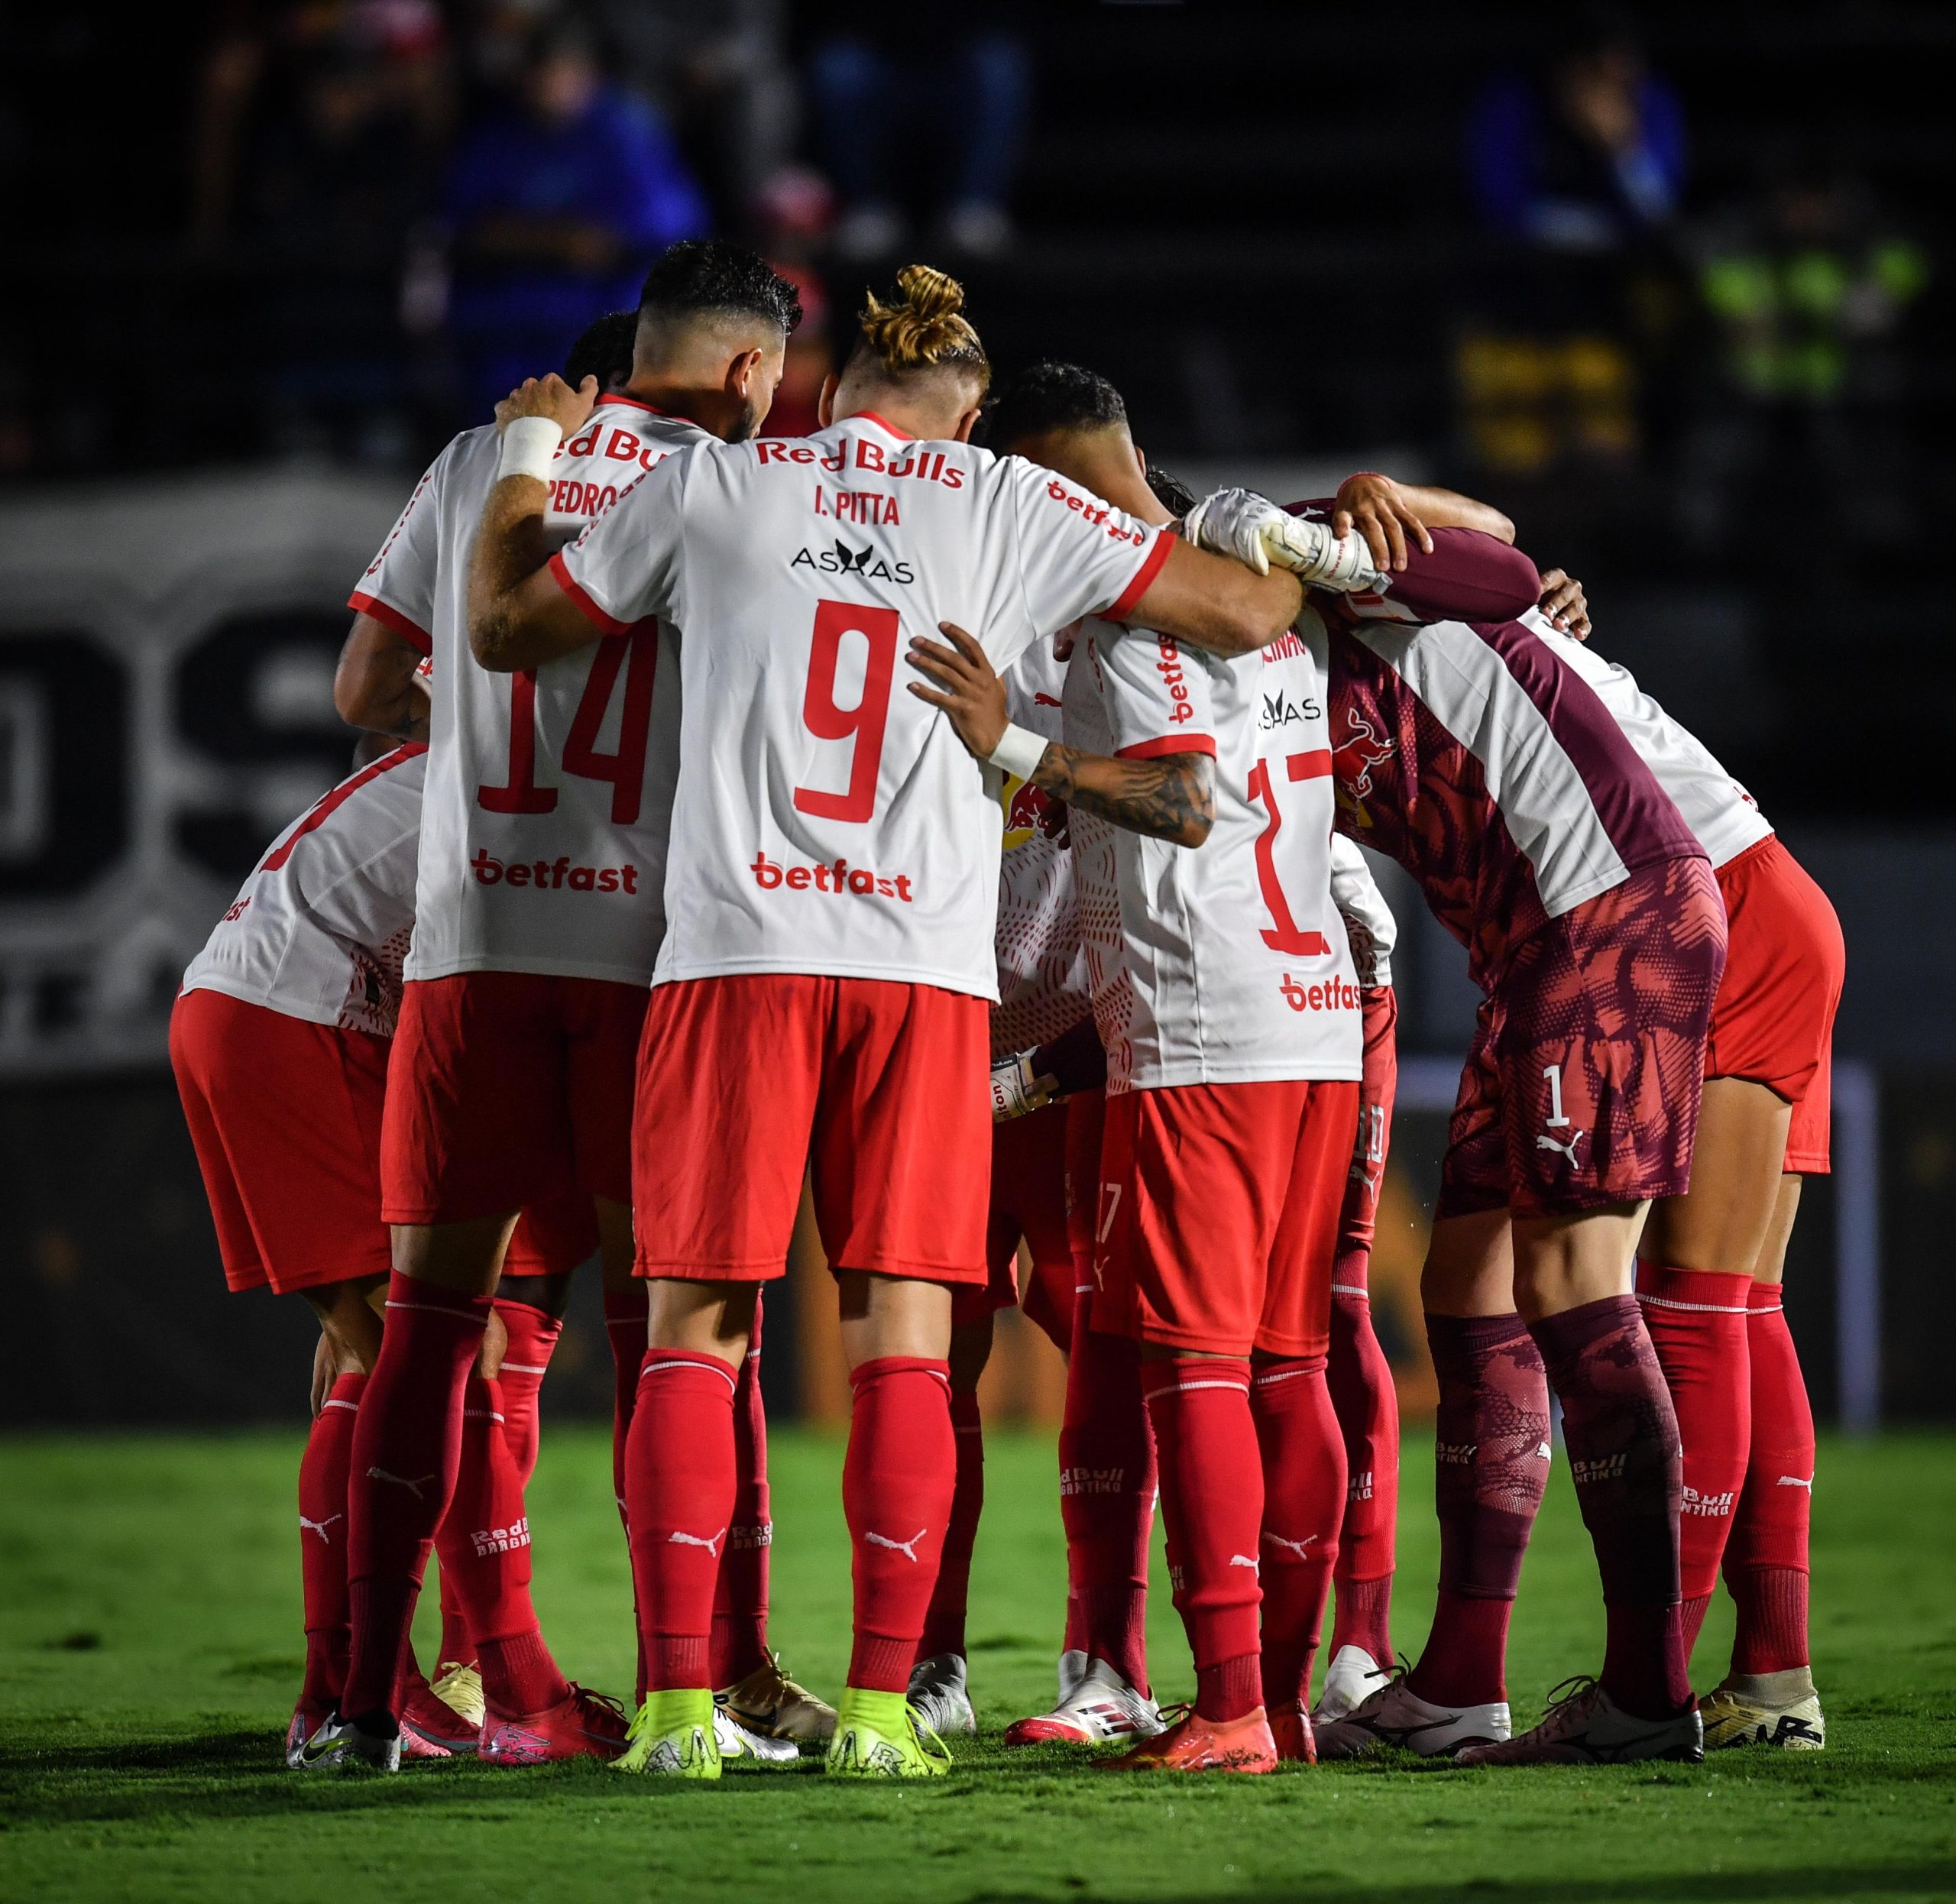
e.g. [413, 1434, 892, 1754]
[1521, 608, 1771, 869]
[557, 410, 1168, 1000]
[1326, 602, 1702, 989]
[355, 397, 708, 987]
[181, 745, 426, 1035]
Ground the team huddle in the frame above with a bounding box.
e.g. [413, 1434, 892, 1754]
[170, 238, 1844, 1779]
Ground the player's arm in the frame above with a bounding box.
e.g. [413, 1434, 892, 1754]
[907, 621, 1216, 847]
[466, 374, 604, 673]
[333, 612, 429, 740]
[1115, 538, 1307, 660]
[1332, 472, 1517, 567]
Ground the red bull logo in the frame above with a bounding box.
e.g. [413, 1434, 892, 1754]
[1005, 777, 1052, 836]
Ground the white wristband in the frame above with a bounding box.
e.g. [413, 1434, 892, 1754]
[987, 723, 1050, 782]
[498, 416, 562, 484]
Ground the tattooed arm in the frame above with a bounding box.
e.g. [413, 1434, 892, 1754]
[905, 620, 1215, 847]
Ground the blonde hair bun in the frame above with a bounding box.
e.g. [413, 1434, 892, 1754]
[858, 264, 989, 386]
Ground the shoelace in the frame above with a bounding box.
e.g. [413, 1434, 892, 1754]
[1154, 1701, 1195, 1728]
[568, 1684, 630, 1726]
[1539, 1674, 1601, 1724]
[906, 1705, 954, 1768]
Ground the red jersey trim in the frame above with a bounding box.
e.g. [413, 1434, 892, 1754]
[852, 410, 915, 442]
[1102, 527, 1176, 622]
[261, 743, 426, 873]
[348, 591, 432, 657]
[1116, 733, 1217, 762]
[547, 550, 633, 635]
[595, 393, 668, 416]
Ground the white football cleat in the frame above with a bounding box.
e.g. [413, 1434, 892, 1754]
[1003, 1657, 1164, 1747]
[295, 1711, 401, 1772]
[1456, 1678, 1702, 1766]
[906, 1652, 976, 1737]
[1699, 1669, 1825, 1751]
[1313, 1644, 1392, 1725]
[1316, 1674, 1510, 1760]
[1057, 1647, 1089, 1707]
[713, 1702, 799, 1764]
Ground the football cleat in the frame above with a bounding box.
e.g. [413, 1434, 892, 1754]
[907, 1652, 976, 1737]
[1699, 1670, 1825, 1751]
[1316, 1673, 1510, 1760]
[1004, 1657, 1164, 1747]
[295, 1710, 401, 1772]
[719, 1649, 837, 1744]
[1057, 1648, 1089, 1706]
[613, 1688, 721, 1779]
[1098, 1705, 1276, 1774]
[285, 1704, 332, 1769]
[1456, 1678, 1703, 1766]
[480, 1683, 630, 1766]
[824, 1687, 952, 1779]
[713, 1703, 799, 1765]
[431, 1660, 486, 1731]
[1313, 1644, 1392, 1725]
[397, 1669, 474, 1757]
[1269, 1705, 1318, 1764]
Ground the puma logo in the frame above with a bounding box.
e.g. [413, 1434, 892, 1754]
[368, 1468, 436, 1500]
[299, 1513, 344, 1543]
[1776, 1475, 1814, 1490]
[1536, 1131, 1585, 1166]
[667, 1527, 727, 1557]
[1261, 1531, 1319, 1562]
[864, 1528, 928, 1562]
[1228, 1553, 1260, 1571]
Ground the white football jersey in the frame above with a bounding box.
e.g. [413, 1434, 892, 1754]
[1329, 833, 1396, 988]
[552, 413, 1172, 998]
[180, 746, 426, 1037]
[1065, 613, 1362, 1093]
[353, 397, 706, 986]
[992, 636, 1089, 1055]
[1522, 610, 1773, 869]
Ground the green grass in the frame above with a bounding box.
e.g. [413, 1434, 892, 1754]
[2, 1426, 1953, 1903]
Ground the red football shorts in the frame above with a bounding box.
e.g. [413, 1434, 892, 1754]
[1064, 1087, 1107, 1278]
[1708, 836, 1845, 1174]
[503, 1193, 602, 1278]
[1336, 984, 1399, 1264]
[171, 988, 393, 1294]
[954, 1099, 1075, 1348]
[1437, 854, 1728, 1220]
[381, 972, 648, 1224]
[1093, 1077, 1361, 1359]
[633, 973, 990, 1285]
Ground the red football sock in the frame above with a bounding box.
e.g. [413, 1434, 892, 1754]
[1637, 1263, 1750, 1645]
[1326, 1266, 1399, 1666]
[491, 1296, 563, 1488]
[1531, 1295, 1692, 1720]
[1059, 1313, 1156, 1694]
[1410, 1313, 1549, 1708]
[918, 1387, 983, 1663]
[712, 1298, 772, 1689]
[433, 1375, 567, 1716]
[1726, 1282, 1815, 1674]
[603, 1286, 649, 1531]
[342, 1272, 491, 1720]
[1142, 1356, 1263, 1721]
[436, 1576, 471, 1672]
[298, 1371, 364, 1710]
[843, 1356, 956, 1692]
[625, 1350, 739, 1692]
[1252, 1355, 1346, 1714]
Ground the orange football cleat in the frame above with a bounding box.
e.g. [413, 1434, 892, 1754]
[1269, 1705, 1318, 1763]
[1096, 1705, 1278, 1773]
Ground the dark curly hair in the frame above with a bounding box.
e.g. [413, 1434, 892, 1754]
[983, 360, 1126, 449]
[639, 239, 802, 335]
[562, 311, 639, 392]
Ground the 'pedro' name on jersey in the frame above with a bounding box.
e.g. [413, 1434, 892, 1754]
[550, 412, 1171, 999]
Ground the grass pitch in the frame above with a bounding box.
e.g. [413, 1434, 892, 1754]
[2, 1426, 1952, 1903]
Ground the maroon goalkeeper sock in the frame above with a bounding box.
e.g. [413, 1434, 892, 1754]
[1408, 1313, 1549, 1708]
[1532, 1295, 1691, 1721]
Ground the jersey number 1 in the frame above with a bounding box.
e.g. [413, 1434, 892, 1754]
[478, 627, 659, 824]
[793, 599, 899, 823]
[1248, 750, 1333, 956]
